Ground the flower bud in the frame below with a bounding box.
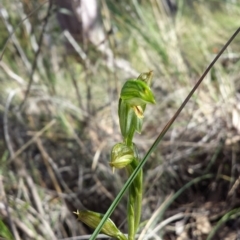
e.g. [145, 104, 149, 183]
[110, 143, 135, 171]
[74, 210, 127, 240]
[137, 70, 153, 86]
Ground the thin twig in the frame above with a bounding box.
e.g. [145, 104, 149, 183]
[228, 176, 240, 197]
[35, 138, 62, 194]
[63, 30, 90, 67]
[8, 119, 56, 164]
[19, 0, 53, 110]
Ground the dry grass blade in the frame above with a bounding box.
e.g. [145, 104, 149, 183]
[138, 193, 173, 240]
[0, 176, 19, 240]
[19, 0, 53, 110]
[8, 119, 56, 164]
[35, 138, 62, 194]
[0, 61, 26, 85]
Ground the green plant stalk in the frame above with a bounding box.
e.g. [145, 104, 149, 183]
[127, 184, 135, 240]
[89, 27, 240, 240]
[124, 144, 142, 239]
[133, 170, 142, 234]
[206, 208, 240, 240]
[126, 159, 143, 238]
[131, 159, 142, 233]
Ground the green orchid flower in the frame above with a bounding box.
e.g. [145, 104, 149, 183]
[118, 99, 143, 144]
[118, 71, 155, 145]
[120, 79, 155, 107]
[110, 142, 135, 171]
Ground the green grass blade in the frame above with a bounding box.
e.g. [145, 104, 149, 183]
[144, 174, 213, 238]
[0, 219, 14, 240]
[206, 207, 240, 240]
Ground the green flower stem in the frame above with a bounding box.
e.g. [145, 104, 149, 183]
[126, 158, 143, 238]
[125, 155, 137, 240]
[118, 234, 128, 240]
[133, 169, 142, 233]
[127, 184, 135, 240]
